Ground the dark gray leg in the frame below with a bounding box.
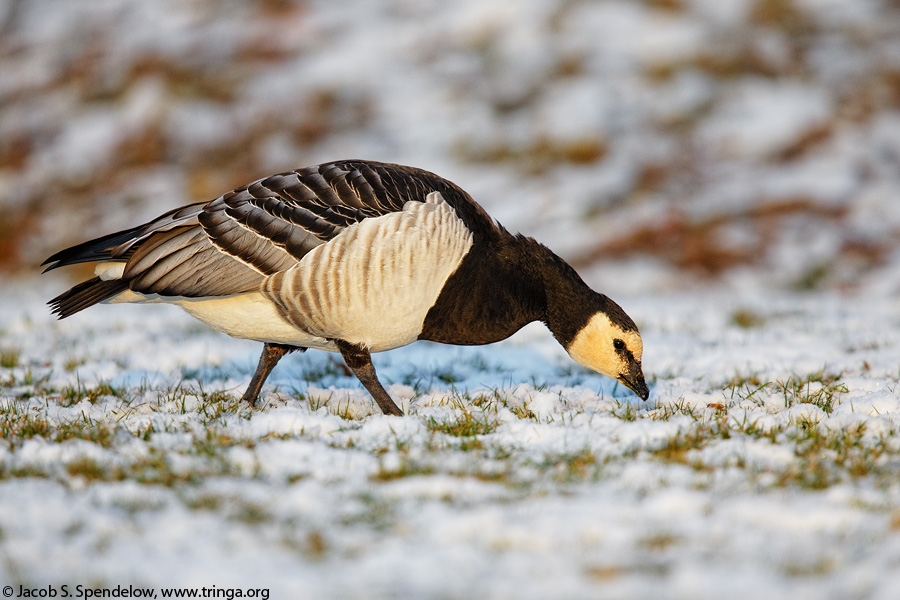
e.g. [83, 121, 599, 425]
[336, 341, 403, 416]
[242, 343, 301, 406]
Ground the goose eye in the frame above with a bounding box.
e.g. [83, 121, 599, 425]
[613, 339, 625, 350]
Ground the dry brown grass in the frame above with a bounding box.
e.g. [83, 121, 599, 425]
[574, 199, 848, 276]
[456, 135, 608, 175]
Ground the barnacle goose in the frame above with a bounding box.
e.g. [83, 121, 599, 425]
[43, 160, 649, 415]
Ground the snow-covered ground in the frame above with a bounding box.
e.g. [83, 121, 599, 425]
[3, 0, 900, 597]
[2, 279, 900, 599]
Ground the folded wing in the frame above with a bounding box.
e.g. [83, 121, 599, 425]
[45, 160, 496, 318]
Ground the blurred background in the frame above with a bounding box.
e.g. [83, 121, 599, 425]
[2, 0, 900, 295]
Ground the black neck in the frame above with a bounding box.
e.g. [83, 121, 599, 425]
[418, 233, 542, 345]
[541, 248, 638, 347]
[420, 233, 604, 347]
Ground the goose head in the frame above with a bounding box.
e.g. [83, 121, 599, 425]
[565, 311, 649, 400]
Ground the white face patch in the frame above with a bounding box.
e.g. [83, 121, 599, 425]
[565, 312, 643, 380]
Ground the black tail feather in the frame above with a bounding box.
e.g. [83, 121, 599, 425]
[49, 277, 129, 319]
[41, 225, 145, 273]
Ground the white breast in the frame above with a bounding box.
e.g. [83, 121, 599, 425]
[263, 192, 474, 352]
